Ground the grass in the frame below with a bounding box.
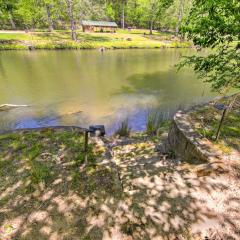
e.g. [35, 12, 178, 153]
[113, 113, 171, 138]
[115, 119, 131, 137]
[190, 96, 240, 153]
[0, 29, 192, 50]
[146, 111, 171, 136]
[0, 128, 123, 240]
[0, 128, 97, 185]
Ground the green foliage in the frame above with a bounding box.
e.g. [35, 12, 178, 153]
[191, 102, 240, 151]
[146, 112, 159, 135]
[115, 119, 131, 137]
[139, 0, 174, 24]
[157, 120, 171, 135]
[146, 111, 170, 135]
[16, 0, 40, 28]
[0, 0, 186, 32]
[179, 0, 240, 93]
[0, 0, 197, 43]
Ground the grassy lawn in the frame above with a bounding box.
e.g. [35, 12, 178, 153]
[0, 128, 99, 189]
[190, 96, 240, 153]
[0, 29, 191, 50]
[0, 128, 122, 239]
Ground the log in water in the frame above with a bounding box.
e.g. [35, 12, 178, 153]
[0, 104, 28, 111]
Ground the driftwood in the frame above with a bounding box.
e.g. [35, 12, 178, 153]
[0, 104, 29, 112]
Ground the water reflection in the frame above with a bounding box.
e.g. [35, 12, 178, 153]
[0, 56, 6, 78]
[0, 49, 216, 134]
[117, 70, 211, 104]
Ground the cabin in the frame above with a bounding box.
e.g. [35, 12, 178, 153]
[81, 20, 118, 33]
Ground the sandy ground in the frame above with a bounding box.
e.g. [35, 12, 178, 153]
[105, 136, 240, 240]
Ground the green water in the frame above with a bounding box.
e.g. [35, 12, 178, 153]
[0, 49, 215, 134]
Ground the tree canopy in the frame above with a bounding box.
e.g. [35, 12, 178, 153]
[179, 0, 240, 93]
[0, 0, 192, 34]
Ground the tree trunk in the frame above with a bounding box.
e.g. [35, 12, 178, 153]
[149, 20, 153, 35]
[121, 1, 125, 29]
[8, 12, 16, 30]
[176, 0, 185, 36]
[66, 0, 77, 41]
[46, 4, 54, 32]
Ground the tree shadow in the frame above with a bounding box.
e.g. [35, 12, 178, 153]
[0, 130, 239, 240]
[33, 32, 111, 42]
[110, 138, 240, 239]
[0, 128, 121, 239]
[77, 34, 111, 42]
[33, 32, 71, 41]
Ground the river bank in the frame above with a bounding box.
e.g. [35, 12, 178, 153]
[0, 30, 191, 50]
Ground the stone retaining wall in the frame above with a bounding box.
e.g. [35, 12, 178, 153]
[168, 111, 221, 164]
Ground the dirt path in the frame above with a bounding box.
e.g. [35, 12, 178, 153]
[106, 136, 240, 240]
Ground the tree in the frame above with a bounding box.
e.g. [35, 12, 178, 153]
[0, 0, 186, 32]
[65, 0, 77, 40]
[179, 0, 240, 93]
[106, 0, 126, 28]
[77, 0, 108, 21]
[0, 0, 18, 29]
[121, 0, 126, 29]
[42, 0, 54, 31]
[139, 0, 173, 34]
[17, 0, 42, 29]
[126, 0, 143, 28]
[176, 0, 184, 35]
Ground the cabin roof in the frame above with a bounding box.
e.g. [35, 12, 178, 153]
[81, 20, 118, 28]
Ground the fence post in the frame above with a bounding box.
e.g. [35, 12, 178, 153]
[84, 130, 89, 163]
[215, 108, 227, 141]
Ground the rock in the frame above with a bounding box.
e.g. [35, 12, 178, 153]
[155, 143, 166, 153]
[99, 47, 106, 52]
[155, 140, 171, 154]
[157, 131, 168, 140]
[171, 158, 181, 165]
[28, 45, 35, 50]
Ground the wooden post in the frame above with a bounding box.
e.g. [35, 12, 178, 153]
[84, 130, 88, 163]
[215, 108, 227, 141]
